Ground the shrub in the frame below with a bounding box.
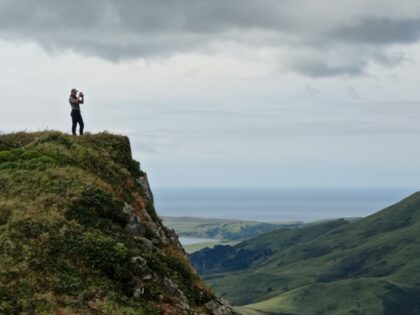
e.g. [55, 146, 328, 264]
[65, 188, 129, 231]
[0, 207, 11, 225]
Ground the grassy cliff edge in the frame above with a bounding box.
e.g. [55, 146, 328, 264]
[0, 131, 238, 315]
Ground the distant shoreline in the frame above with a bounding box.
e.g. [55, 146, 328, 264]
[155, 187, 415, 222]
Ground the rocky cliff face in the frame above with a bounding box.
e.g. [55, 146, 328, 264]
[0, 131, 239, 315]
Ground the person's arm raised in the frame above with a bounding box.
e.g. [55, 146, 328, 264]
[79, 93, 84, 104]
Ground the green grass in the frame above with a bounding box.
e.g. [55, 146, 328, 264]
[235, 306, 270, 315]
[163, 216, 302, 241]
[191, 192, 420, 314]
[0, 131, 214, 315]
[243, 278, 387, 315]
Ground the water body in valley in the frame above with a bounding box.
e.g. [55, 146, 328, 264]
[178, 236, 220, 245]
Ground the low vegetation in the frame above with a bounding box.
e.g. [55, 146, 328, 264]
[0, 131, 215, 314]
[191, 193, 420, 314]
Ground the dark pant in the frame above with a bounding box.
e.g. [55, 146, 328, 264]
[71, 110, 84, 135]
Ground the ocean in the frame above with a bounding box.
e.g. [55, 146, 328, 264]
[153, 187, 416, 222]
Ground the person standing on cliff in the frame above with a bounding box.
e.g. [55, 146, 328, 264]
[69, 88, 85, 136]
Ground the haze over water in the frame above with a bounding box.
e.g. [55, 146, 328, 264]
[154, 187, 416, 222]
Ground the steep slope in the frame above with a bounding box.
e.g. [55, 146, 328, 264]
[0, 131, 238, 315]
[190, 193, 420, 314]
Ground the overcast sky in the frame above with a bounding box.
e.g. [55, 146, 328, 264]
[1, 0, 420, 188]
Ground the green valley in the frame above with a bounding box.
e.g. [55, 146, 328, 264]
[190, 193, 420, 314]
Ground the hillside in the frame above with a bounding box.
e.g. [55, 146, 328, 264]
[162, 217, 302, 242]
[190, 193, 420, 314]
[0, 131, 238, 315]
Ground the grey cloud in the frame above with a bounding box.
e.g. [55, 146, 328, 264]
[0, 0, 288, 34]
[289, 57, 366, 77]
[1, 0, 420, 76]
[330, 17, 420, 45]
[0, 0, 295, 61]
[286, 50, 406, 78]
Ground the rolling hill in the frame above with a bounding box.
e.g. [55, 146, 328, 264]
[162, 216, 301, 241]
[163, 216, 304, 253]
[190, 192, 420, 314]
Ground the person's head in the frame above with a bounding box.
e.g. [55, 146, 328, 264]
[71, 88, 77, 96]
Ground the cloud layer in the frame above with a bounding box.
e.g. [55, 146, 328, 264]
[1, 0, 420, 76]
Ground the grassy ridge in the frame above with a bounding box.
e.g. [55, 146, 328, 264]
[0, 131, 214, 314]
[183, 240, 238, 254]
[163, 216, 302, 241]
[190, 192, 420, 314]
